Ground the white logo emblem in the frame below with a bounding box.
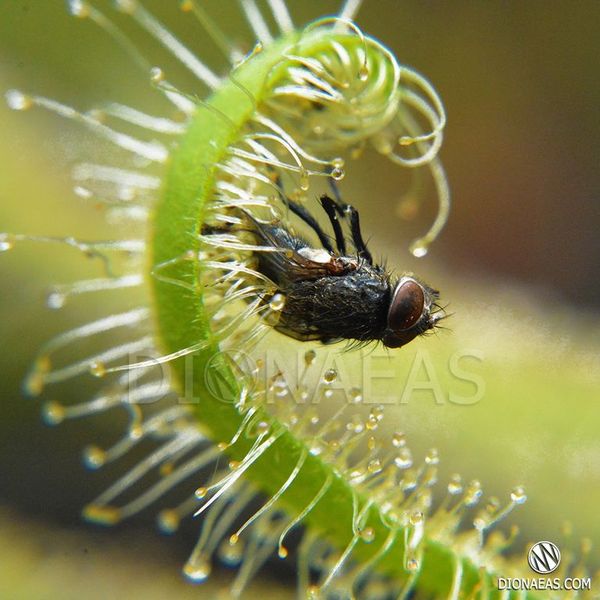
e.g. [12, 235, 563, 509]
[528, 541, 561, 574]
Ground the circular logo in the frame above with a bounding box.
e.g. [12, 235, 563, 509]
[528, 541, 561, 574]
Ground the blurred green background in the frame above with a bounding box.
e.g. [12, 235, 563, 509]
[1, 1, 599, 597]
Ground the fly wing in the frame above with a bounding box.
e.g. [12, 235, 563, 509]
[244, 212, 354, 286]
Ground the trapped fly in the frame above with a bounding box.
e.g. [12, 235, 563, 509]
[246, 186, 444, 349]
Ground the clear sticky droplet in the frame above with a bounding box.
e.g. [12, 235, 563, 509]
[425, 448, 439, 465]
[278, 546, 288, 559]
[68, 0, 90, 17]
[307, 585, 321, 600]
[82, 504, 121, 526]
[397, 196, 419, 221]
[129, 424, 143, 440]
[367, 459, 382, 474]
[23, 356, 50, 397]
[114, 0, 136, 15]
[410, 511, 424, 526]
[392, 432, 406, 448]
[394, 448, 413, 469]
[464, 480, 483, 506]
[269, 293, 285, 311]
[157, 509, 180, 534]
[473, 515, 487, 531]
[349, 387, 362, 403]
[118, 185, 136, 201]
[219, 537, 244, 565]
[183, 558, 211, 583]
[373, 135, 393, 155]
[402, 472, 418, 492]
[89, 361, 106, 378]
[304, 350, 316, 366]
[150, 66, 165, 84]
[46, 291, 66, 310]
[0, 234, 15, 252]
[322, 369, 337, 384]
[24, 371, 44, 397]
[331, 166, 345, 181]
[42, 401, 65, 426]
[370, 405, 384, 421]
[447, 474, 463, 495]
[406, 558, 419, 572]
[510, 485, 527, 505]
[309, 443, 323, 456]
[358, 65, 369, 81]
[346, 415, 364, 434]
[365, 416, 378, 431]
[73, 186, 93, 199]
[409, 240, 429, 258]
[272, 374, 286, 389]
[5, 90, 32, 111]
[87, 108, 105, 123]
[195, 486, 207, 499]
[254, 420, 269, 436]
[359, 527, 375, 543]
[299, 169, 309, 191]
[82, 445, 106, 469]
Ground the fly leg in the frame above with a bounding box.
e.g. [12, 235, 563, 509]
[271, 171, 335, 253]
[326, 180, 373, 264]
[319, 194, 347, 255]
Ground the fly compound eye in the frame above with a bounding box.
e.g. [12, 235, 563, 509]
[388, 279, 425, 331]
[382, 279, 427, 349]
